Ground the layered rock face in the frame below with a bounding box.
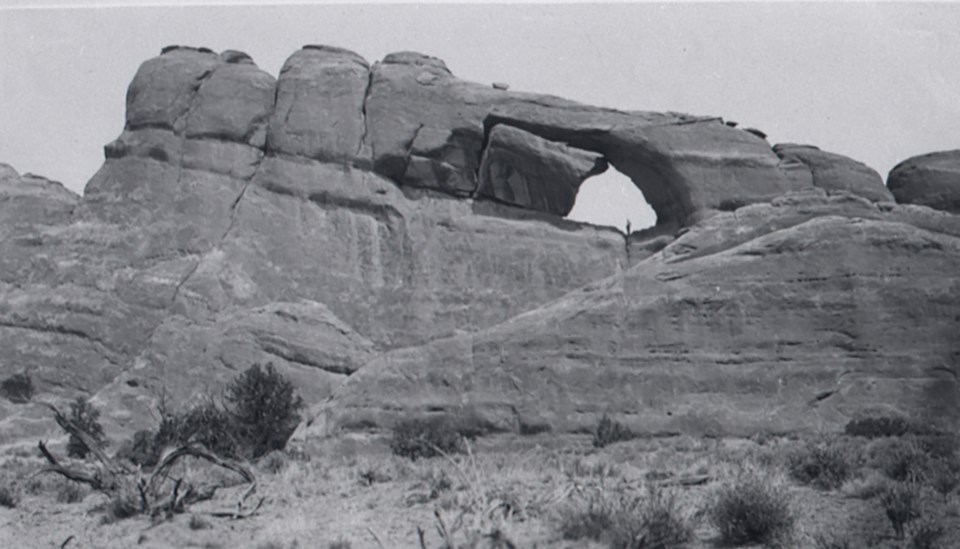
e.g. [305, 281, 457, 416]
[1, 45, 957, 445]
[888, 150, 960, 214]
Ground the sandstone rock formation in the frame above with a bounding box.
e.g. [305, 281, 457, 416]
[1, 45, 957, 446]
[773, 143, 893, 203]
[888, 150, 960, 214]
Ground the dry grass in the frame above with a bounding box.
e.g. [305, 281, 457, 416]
[1, 429, 958, 548]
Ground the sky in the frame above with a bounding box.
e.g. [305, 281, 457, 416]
[2, 2, 959, 231]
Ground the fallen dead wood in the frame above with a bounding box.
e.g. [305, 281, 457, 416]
[37, 403, 260, 520]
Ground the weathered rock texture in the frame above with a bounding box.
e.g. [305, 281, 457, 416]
[1, 45, 957, 446]
[888, 150, 960, 214]
[773, 144, 894, 203]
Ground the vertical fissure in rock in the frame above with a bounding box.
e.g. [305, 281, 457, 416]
[399, 123, 425, 183]
[356, 68, 375, 157]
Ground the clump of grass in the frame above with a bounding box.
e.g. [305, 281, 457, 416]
[592, 414, 635, 448]
[101, 489, 142, 524]
[906, 516, 947, 549]
[56, 479, 85, 503]
[709, 464, 795, 547]
[787, 438, 858, 490]
[1, 372, 34, 404]
[0, 482, 19, 508]
[389, 416, 465, 460]
[559, 483, 695, 548]
[328, 539, 352, 549]
[878, 481, 924, 540]
[188, 514, 210, 530]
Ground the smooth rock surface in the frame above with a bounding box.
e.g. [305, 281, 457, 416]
[774, 143, 893, 203]
[323, 198, 960, 437]
[888, 150, 960, 213]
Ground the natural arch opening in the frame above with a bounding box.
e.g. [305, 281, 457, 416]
[566, 166, 657, 233]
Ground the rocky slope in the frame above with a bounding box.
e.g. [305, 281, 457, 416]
[1, 45, 957, 445]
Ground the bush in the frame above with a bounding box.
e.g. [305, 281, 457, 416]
[0, 483, 18, 508]
[175, 400, 242, 459]
[55, 479, 85, 503]
[878, 482, 923, 540]
[1, 372, 34, 403]
[710, 466, 795, 547]
[390, 416, 465, 460]
[223, 363, 304, 459]
[846, 414, 910, 438]
[593, 414, 635, 448]
[787, 439, 857, 490]
[870, 437, 932, 483]
[67, 397, 107, 459]
[559, 484, 694, 549]
[117, 364, 303, 464]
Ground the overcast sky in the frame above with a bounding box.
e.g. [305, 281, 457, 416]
[2, 2, 959, 230]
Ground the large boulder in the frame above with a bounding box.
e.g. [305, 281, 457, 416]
[267, 45, 371, 163]
[773, 143, 893, 203]
[888, 150, 960, 214]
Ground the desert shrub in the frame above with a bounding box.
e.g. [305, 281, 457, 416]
[223, 363, 304, 459]
[116, 429, 163, 468]
[389, 416, 465, 460]
[878, 482, 924, 539]
[117, 364, 303, 464]
[846, 414, 910, 438]
[559, 484, 694, 549]
[593, 414, 635, 448]
[0, 482, 19, 508]
[66, 397, 107, 459]
[176, 400, 242, 459]
[907, 516, 947, 549]
[710, 466, 795, 547]
[102, 489, 142, 523]
[1, 372, 34, 403]
[812, 531, 855, 549]
[188, 514, 210, 530]
[717, 197, 749, 212]
[869, 437, 930, 483]
[787, 439, 856, 490]
[56, 479, 85, 503]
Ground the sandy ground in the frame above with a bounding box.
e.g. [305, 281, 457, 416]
[0, 432, 957, 548]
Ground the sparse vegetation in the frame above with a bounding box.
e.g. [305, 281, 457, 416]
[189, 514, 211, 530]
[66, 397, 107, 459]
[0, 482, 19, 508]
[559, 483, 695, 548]
[1, 372, 34, 403]
[717, 197, 749, 212]
[845, 414, 910, 439]
[787, 438, 858, 490]
[390, 416, 466, 460]
[117, 363, 304, 466]
[55, 479, 85, 503]
[592, 414, 635, 448]
[709, 464, 795, 547]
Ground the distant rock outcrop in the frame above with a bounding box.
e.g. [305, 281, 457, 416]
[1, 45, 957, 446]
[888, 150, 960, 214]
